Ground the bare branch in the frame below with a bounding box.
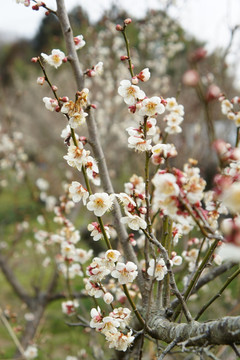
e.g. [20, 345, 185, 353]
[0, 252, 31, 307]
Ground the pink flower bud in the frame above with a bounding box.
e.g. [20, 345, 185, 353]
[63, 57, 68, 63]
[120, 55, 129, 61]
[131, 76, 138, 85]
[55, 106, 61, 112]
[206, 84, 221, 102]
[91, 104, 97, 109]
[45, 11, 50, 16]
[60, 96, 69, 102]
[124, 18, 132, 25]
[139, 207, 147, 214]
[116, 24, 123, 31]
[52, 85, 58, 91]
[190, 47, 207, 63]
[182, 69, 200, 87]
[37, 76, 45, 85]
[31, 57, 38, 63]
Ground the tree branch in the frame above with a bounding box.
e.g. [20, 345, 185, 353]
[148, 315, 240, 346]
[56, 0, 146, 295]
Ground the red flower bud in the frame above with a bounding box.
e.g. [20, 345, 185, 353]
[31, 57, 38, 63]
[116, 24, 124, 31]
[124, 18, 132, 25]
[120, 55, 129, 61]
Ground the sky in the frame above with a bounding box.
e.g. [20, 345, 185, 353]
[1, 0, 240, 84]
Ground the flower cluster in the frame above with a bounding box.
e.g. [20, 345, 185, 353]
[90, 307, 134, 351]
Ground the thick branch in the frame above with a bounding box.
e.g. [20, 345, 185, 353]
[0, 253, 32, 307]
[149, 315, 240, 346]
[56, 0, 146, 294]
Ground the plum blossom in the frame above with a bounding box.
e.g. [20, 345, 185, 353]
[106, 330, 135, 352]
[103, 292, 114, 304]
[87, 222, 110, 241]
[138, 96, 165, 116]
[63, 141, 89, 171]
[137, 68, 151, 82]
[120, 213, 147, 231]
[147, 258, 167, 281]
[111, 261, 138, 284]
[24, 345, 38, 359]
[69, 181, 89, 204]
[118, 80, 145, 105]
[85, 280, 104, 298]
[62, 300, 79, 315]
[41, 49, 66, 68]
[128, 135, 152, 152]
[74, 34, 86, 50]
[90, 307, 103, 329]
[221, 182, 240, 213]
[87, 193, 115, 217]
[152, 172, 180, 200]
[43, 97, 59, 111]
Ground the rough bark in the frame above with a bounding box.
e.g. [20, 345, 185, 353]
[148, 315, 240, 346]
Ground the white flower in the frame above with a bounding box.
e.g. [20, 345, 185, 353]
[221, 99, 233, 115]
[221, 182, 240, 213]
[105, 249, 121, 263]
[74, 34, 86, 50]
[152, 172, 179, 200]
[69, 181, 89, 204]
[94, 61, 104, 76]
[63, 141, 89, 171]
[138, 97, 165, 116]
[62, 300, 79, 315]
[69, 109, 88, 129]
[36, 178, 49, 191]
[106, 330, 135, 352]
[87, 193, 114, 217]
[85, 280, 104, 298]
[109, 307, 131, 329]
[128, 136, 152, 152]
[87, 257, 111, 282]
[41, 49, 66, 68]
[118, 80, 145, 105]
[147, 258, 167, 281]
[87, 222, 110, 241]
[103, 292, 114, 304]
[111, 261, 138, 284]
[90, 307, 103, 329]
[24, 345, 38, 359]
[137, 68, 150, 82]
[43, 97, 58, 111]
[120, 213, 147, 231]
[75, 248, 93, 264]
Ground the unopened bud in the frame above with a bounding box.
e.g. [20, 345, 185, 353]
[120, 55, 129, 61]
[37, 76, 45, 85]
[161, 98, 167, 106]
[55, 105, 61, 112]
[124, 18, 132, 25]
[52, 85, 58, 91]
[31, 57, 38, 63]
[32, 5, 39, 10]
[116, 24, 124, 31]
[131, 76, 138, 85]
[60, 96, 69, 102]
[91, 104, 97, 109]
[182, 69, 199, 87]
[139, 207, 147, 214]
[206, 84, 221, 102]
[63, 57, 68, 63]
[45, 10, 50, 16]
